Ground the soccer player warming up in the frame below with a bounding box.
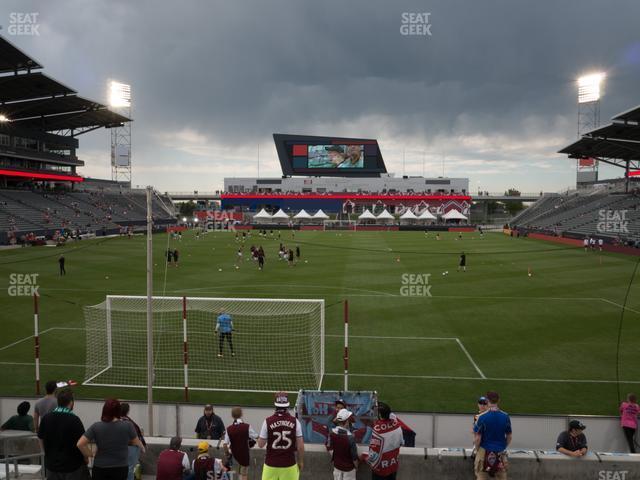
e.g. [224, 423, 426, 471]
[458, 252, 466, 272]
[258, 392, 304, 480]
[215, 310, 234, 358]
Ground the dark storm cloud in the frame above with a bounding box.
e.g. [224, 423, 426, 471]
[1, 0, 639, 189]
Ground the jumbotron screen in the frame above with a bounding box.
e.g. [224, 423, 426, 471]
[274, 134, 387, 177]
[307, 145, 364, 169]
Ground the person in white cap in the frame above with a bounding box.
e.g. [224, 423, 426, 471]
[326, 409, 358, 480]
[257, 392, 304, 480]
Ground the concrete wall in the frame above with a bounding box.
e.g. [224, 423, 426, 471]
[140, 438, 640, 480]
[1, 397, 635, 454]
[6, 435, 640, 480]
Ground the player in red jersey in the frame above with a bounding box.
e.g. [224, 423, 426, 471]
[257, 392, 304, 480]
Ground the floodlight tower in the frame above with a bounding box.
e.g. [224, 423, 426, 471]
[577, 73, 604, 136]
[576, 72, 605, 185]
[109, 81, 132, 186]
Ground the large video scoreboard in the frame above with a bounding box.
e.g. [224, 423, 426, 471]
[273, 134, 387, 177]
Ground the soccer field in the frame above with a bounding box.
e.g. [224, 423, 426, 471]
[1, 229, 639, 416]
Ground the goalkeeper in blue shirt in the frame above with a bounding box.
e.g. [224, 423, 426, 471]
[216, 310, 235, 358]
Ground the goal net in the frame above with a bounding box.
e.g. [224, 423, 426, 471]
[83, 296, 324, 393]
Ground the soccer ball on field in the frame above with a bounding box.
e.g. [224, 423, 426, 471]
[218, 268, 222, 272]
[528, 273, 532, 277]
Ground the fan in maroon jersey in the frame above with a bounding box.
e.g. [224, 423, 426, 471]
[257, 392, 305, 479]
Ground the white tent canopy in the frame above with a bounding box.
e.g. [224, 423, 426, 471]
[376, 209, 395, 220]
[271, 209, 289, 219]
[418, 209, 436, 220]
[312, 209, 329, 219]
[442, 209, 468, 220]
[358, 209, 376, 220]
[293, 209, 312, 219]
[253, 208, 272, 219]
[399, 209, 418, 220]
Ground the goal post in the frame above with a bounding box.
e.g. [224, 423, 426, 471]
[83, 296, 325, 393]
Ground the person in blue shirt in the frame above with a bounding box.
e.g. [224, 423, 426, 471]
[215, 311, 234, 358]
[473, 391, 511, 479]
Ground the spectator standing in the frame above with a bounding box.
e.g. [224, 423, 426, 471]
[326, 409, 358, 480]
[223, 407, 257, 480]
[195, 405, 225, 440]
[473, 391, 511, 480]
[156, 437, 190, 480]
[620, 393, 640, 453]
[1, 401, 34, 431]
[191, 441, 226, 480]
[361, 402, 403, 480]
[34, 380, 58, 432]
[120, 403, 146, 480]
[257, 392, 305, 480]
[556, 420, 588, 457]
[38, 389, 89, 480]
[471, 396, 490, 458]
[77, 399, 145, 480]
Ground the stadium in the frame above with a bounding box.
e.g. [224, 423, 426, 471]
[1, 3, 640, 479]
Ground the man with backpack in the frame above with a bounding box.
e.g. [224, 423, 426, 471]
[473, 391, 512, 479]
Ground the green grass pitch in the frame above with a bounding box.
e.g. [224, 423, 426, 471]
[1, 229, 639, 416]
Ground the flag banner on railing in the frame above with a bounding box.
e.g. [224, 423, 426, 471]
[295, 390, 377, 444]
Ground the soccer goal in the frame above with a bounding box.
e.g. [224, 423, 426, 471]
[83, 296, 324, 394]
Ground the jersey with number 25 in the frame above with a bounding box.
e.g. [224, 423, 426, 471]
[260, 411, 302, 468]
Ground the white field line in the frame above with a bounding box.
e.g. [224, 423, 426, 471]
[455, 338, 486, 379]
[325, 373, 640, 384]
[2, 359, 639, 385]
[599, 298, 640, 316]
[0, 327, 55, 351]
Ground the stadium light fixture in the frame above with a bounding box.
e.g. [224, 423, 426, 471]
[182, 217, 187, 222]
[578, 72, 605, 104]
[109, 80, 131, 108]
[193, 217, 199, 223]
[0, 114, 9, 122]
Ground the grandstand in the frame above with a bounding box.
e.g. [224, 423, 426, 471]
[511, 103, 640, 244]
[0, 35, 176, 244]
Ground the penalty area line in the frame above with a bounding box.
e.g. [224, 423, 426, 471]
[455, 338, 486, 379]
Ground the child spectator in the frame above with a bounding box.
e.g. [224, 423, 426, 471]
[326, 409, 358, 480]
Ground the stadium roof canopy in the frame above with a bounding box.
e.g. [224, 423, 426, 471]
[612, 104, 640, 123]
[0, 36, 42, 73]
[0, 35, 130, 134]
[8, 107, 131, 132]
[559, 103, 640, 172]
[0, 72, 75, 103]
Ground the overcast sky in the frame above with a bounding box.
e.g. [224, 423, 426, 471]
[1, 0, 639, 193]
